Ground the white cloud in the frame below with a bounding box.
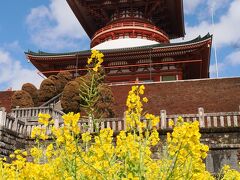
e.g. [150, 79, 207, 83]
[209, 62, 225, 77]
[176, 0, 240, 78]
[175, 0, 240, 49]
[226, 50, 240, 65]
[26, 0, 88, 51]
[184, 0, 202, 14]
[0, 49, 42, 90]
[184, 0, 232, 15]
[206, 0, 232, 13]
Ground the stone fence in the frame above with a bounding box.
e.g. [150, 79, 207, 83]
[160, 107, 240, 130]
[0, 106, 240, 173]
[0, 106, 240, 137]
[0, 106, 64, 136]
[39, 93, 62, 107]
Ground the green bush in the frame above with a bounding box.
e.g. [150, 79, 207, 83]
[11, 90, 34, 108]
[21, 83, 39, 106]
[61, 81, 81, 113]
[38, 79, 57, 102]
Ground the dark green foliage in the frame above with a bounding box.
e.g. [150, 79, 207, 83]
[48, 75, 62, 94]
[57, 71, 72, 91]
[21, 83, 39, 106]
[61, 81, 81, 113]
[48, 71, 72, 94]
[11, 90, 34, 108]
[78, 71, 114, 118]
[95, 84, 115, 118]
[38, 79, 58, 102]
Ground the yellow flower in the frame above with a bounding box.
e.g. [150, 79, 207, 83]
[93, 66, 98, 72]
[87, 50, 104, 72]
[22, 151, 28, 156]
[149, 129, 160, 146]
[14, 149, 21, 154]
[0, 84, 233, 180]
[30, 147, 42, 158]
[142, 97, 148, 103]
[38, 113, 51, 126]
[169, 119, 174, 126]
[223, 165, 230, 172]
[139, 85, 145, 95]
[82, 132, 91, 143]
[46, 144, 54, 158]
[87, 58, 92, 64]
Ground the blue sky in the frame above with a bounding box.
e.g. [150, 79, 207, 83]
[0, 0, 240, 90]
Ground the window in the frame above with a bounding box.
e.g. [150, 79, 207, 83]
[161, 75, 177, 81]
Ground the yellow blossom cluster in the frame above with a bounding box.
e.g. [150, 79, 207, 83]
[164, 118, 213, 179]
[87, 49, 104, 72]
[220, 165, 240, 179]
[31, 113, 52, 140]
[125, 85, 160, 132]
[0, 69, 239, 178]
[0, 115, 239, 179]
[38, 113, 51, 126]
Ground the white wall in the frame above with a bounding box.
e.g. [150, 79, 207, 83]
[92, 38, 160, 50]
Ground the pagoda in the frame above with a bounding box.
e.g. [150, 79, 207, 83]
[25, 0, 212, 83]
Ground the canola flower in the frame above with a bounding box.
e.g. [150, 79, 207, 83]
[125, 85, 160, 132]
[0, 87, 239, 179]
[1, 113, 239, 179]
[0, 51, 239, 179]
[87, 49, 104, 72]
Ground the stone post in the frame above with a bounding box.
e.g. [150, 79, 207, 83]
[54, 117, 60, 128]
[0, 107, 6, 127]
[88, 116, 93, 133]
[15, 106, 20, 119]
[198, 107, 205, 128]
[12, 117, 18, 132]
[160, 110, 167, 129]
[123, 112, 126, 131]
[49, 104, 54, 116]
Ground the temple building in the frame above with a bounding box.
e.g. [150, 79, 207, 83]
[25, 0, 212, 83]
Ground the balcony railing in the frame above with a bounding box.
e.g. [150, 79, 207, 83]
[0, 107, 239, 137]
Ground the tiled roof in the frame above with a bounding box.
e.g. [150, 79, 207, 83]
[25, 34, 212, 57]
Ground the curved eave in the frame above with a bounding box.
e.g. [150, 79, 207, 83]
[26, 36, 212, 79]
[25, 34, 212, 59]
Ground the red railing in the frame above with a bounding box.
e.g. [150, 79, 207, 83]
[93, 21, 169, 39]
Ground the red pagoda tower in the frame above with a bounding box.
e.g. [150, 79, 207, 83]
[25, 0, 212, 83]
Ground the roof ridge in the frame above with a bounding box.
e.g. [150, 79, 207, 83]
[25, 34, 212, 56]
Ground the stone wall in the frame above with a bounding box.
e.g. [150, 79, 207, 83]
[201, 128, 240, 173]
[111, 77, 240, 117]
[157, 128, 240, 174]
[0, 124, 239, 174]
[0, 126, 26, 157]
[0, 100, 239, 174]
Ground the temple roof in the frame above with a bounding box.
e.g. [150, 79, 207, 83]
[26, 34, 211, 57]
[25, 34, 212, 79]
[66, 0, 185, 39]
